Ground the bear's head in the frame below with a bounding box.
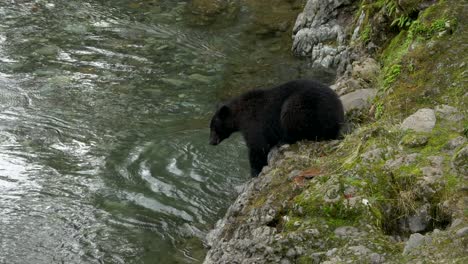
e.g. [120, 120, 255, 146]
[209, 105, 236, 145]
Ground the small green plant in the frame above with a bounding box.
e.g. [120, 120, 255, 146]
[391, 15, 412, 28]
[383, 64, 402, 89]
[431, 18, 448, 32]
[360, 25, 372, 43]
[408, 18, 454, 39]
[374, 102, 385, 119]
[384, 0, 398, 16]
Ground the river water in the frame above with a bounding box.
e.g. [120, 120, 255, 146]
[0, 1, 329, 263]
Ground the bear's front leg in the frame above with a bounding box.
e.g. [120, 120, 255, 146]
[247, 146, 268, 177]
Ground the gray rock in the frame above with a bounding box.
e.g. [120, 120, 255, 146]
[334, 226, 359, 237]
[311, 252, 326, 263]
[428, 156, 444, 168]
[331, 78, 363, 95]
[452, 146, 468, 176]
[370, 252, 385, 264]
[286, 248, 297, 257]
[385, 153, 420, 170]
[351, 10, 366, 41]
[326, 248, 338, 257]
[348, 245, 371, 255]
[435, 104, 464, 122]
[401, 108, 436, 133]
[292, 0, 354, 74]
[351, 58, 380, 83]
[450, 218, 463, 228]
[340, 89, 377, 113]
[305, 228, 320, 236]
[421, 156, 444, 183]
[361, 148, 385, 163]
[407, 204, 431, 233]
[403, 233, 426, 255]
[422, 166, 443, 181]
[455, 227, 468, 237]
[287, 170, 301, 180]
[444, 136, 466, 151]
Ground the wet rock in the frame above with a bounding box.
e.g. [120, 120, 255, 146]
[401, 108, 436, 133]
[451, 146, 468, 176]
[435, 104, 464, 122]
[403, 233, 426, 255]
[340, 89, 377, 113]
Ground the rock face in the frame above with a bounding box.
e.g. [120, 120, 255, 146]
[292, 0, 355, 74]
[204, 147, 291, 264]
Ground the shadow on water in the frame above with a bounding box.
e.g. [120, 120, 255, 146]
[0, 0, 333, 263]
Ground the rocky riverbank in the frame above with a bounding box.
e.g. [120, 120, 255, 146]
[204, 0, 467, 263]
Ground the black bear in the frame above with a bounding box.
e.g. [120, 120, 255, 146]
[209, 79, 344, 177]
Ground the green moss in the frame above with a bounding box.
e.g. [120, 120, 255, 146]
[419, 125, 461, 156]
[400, 132, 429, 147]
[297, 256, 313, 264]
[380, 31, 410, 67]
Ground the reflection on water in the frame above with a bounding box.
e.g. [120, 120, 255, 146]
[0, 0, 312, 263]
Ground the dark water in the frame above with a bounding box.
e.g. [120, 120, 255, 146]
[0, 1, 322, 263]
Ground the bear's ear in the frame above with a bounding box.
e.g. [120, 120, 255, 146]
[218, 105, 231, 119]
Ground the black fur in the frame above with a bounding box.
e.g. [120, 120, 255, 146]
[209, 79, 344, 177]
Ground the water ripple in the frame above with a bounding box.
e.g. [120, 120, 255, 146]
[0, 1, 249, 263]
